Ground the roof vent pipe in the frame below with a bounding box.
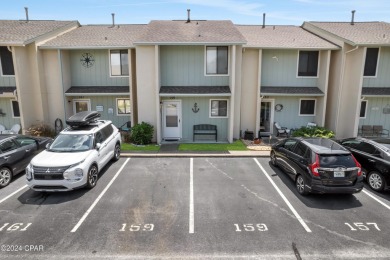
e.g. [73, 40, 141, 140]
[111, 13, 115, 27]
[351, 10, 355, 25]
[24, 7, 29, 22]
[262, 13, 266, 28]
[187, 9, 191, 23]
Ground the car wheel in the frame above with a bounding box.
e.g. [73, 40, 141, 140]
[296, 175, 308, 196]
[0, 167, 12, 188]
[270, 151, 278, 167]
[86, 165, 98, 189]
[361, 168, 368, 179]
[367, 171, 385, 192]
[112, 143, 120, 161]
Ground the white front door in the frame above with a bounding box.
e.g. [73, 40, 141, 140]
[162, 100, 181, 140]
[73, 99, 91, 114]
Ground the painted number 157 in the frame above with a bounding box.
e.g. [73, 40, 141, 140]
[345, 222, 380, 231]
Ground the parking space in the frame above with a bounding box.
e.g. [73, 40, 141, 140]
[0, 157, 389, 258]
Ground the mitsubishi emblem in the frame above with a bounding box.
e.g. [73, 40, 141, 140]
[45, 168, 51, 174]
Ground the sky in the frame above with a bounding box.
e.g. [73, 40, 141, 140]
[1, 0, 389, 26]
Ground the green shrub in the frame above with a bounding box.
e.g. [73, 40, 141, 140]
[130, 122, 154, 145]
[292, 126, 335, 138]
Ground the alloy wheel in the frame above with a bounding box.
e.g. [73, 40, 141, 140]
[0, 168, 12, 187]
[296, 175, 308, 195]
[87, 166, 98, 188]
[368, 172, 384, 191]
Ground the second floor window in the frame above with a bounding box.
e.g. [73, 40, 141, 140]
[110, 50, 129, 76]
[298, 51, 319, 77]
[364, 48, 379, 77]
[0, 47, 15, 76]
[206, 47, 228, 75]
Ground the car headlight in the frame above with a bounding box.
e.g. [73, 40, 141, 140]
[63, 160, 85, 181]
[26, 163, 33, 181]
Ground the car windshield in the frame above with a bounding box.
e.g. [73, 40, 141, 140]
[48, 134, 93, 152]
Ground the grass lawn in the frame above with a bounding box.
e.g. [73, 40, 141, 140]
[179, 140, 247, 151]
[121, 143, 160, 151]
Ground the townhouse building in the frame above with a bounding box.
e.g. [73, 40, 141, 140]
[303, 21, 390, 138]
[236, 25, 339, 138]
[2, 15, 389, 142]
[0, 19, 78, 132]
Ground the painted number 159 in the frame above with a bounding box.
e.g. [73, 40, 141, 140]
[234, 224, 268, 232]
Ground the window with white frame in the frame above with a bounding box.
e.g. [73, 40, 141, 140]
[110, 50, 129, 76]
[210, 99, 228, 117]
[299, 99, 316, 116]
[11, 100, 20, 118]
[0, 47, 15, 76]
[364, 48, 379, 77]
[298, 51, 319, 77]
[206, 46, 228, 75]
[360, 100, 368, 118]
[117, 98, 131, 115]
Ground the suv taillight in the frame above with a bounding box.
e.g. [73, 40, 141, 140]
[310, 154, 320, 177]
[352, 155, 362, 177]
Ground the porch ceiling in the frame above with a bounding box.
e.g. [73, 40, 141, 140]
[159, 86, 231, 96]
[362, 87, 390, 97]
[65, 86, 130, 96]
[260, 86, 324, 96]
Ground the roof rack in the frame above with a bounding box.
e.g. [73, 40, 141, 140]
[66, 111, 101, 127]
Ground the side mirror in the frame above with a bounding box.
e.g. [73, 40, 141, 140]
[46, 143, 51, 149]
[96, 143, 101, 150]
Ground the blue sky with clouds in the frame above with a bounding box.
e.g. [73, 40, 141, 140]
[1, 0, 389, 25]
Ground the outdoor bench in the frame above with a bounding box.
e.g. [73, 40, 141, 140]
[193, 124, 217, 142]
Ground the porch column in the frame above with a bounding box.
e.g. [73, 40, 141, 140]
[228, 45, 236, 143]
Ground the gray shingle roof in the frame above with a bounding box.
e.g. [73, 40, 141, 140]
[305, 22, 390, 46]
[362, 87, 390, 96]
[0, 87, 16, 94]
[261, 86, 324, 96]
[41, 24, 146, 48]
[135, 20, 246, 45]
[160, 86, 231, 95]
[0, 20, 78, 45]
[65, 86, 129, 95]
[236, 25, 339, 49]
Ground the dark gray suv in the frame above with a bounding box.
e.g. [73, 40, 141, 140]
[270, 137, 363, 195]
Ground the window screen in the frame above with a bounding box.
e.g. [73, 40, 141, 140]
[298, 51, 318, 77]
[206, 47, 228, 75]
[364, 48, 379, 76]
[360, 100, 367, 118]
[0, 46, 15, 76]
[210, 100, 228, 117]
[300, 99, 316, 115]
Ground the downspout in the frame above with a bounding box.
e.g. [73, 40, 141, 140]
[59, 50, 67, 123]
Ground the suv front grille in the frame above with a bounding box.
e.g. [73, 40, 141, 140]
[33, 166, 68, 180]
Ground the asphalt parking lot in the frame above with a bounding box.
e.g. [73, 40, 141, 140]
[0, 157, 389, 259]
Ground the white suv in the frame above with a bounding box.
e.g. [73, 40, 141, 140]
[26, 111, 122, 191]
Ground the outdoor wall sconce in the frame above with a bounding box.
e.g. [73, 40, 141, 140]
[192, 103, 200, 113]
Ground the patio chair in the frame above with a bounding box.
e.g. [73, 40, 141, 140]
[119, 121, 131, 132]
[373, 125, 389, 137]
[3, 124, 21, 134]
[306, 122, 317, 128]
[274, 122, 291, 137]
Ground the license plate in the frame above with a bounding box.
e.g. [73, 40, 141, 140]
[334, 171, 345, 177]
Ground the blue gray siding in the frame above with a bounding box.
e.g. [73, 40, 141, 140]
[162, 97, 229, 142]
[70, 50, 129, 87]
[160, 46, 229, 87]
[363, 47, 390, 88]
[0, 76, 15, 87]
[261, 50, 318, 87]
[358, 97, 390, 130]
[0, 98, 21, 130]
[272, 96, 317, 129]
[66, 95, 131, 128]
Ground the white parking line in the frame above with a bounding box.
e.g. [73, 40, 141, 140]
[363, 190, 390, 210]
[71, 158, 130, 233]
[189, 158, 194, 234]
[253, 158, 312, 233]
[0, 185, 28, 205]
